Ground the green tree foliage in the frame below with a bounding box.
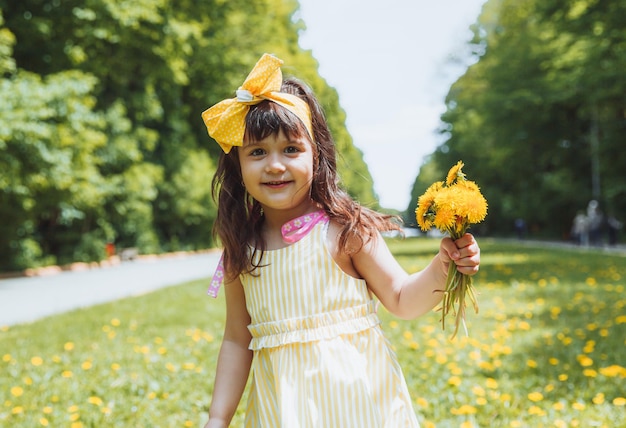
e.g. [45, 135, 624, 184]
[0, 1, 377, 271]
[409, 0, 626, 239]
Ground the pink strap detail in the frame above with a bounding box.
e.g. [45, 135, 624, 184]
[280, 210, 328, 243]
[207, 210, 328, 297]
[207, 259, 225, 298]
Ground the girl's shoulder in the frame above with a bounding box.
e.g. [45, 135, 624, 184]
[326, 218, 377, 280]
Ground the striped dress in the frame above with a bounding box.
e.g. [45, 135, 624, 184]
[241, 218, 420, 427]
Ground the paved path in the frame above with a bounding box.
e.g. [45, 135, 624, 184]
[1, 239, 623, 328]
[0, 252, 221, 327]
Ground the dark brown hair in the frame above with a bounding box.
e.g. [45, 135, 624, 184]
[212, 77, 401, 280]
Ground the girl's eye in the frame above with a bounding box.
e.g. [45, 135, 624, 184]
[249, 148, 265, 156]
[285, 146, 300, 154]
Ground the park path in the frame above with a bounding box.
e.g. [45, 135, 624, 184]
[1, 239, 623, 328]
[0, 252, 221, 327]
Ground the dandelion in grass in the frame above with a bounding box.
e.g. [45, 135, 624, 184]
[613, 397, 626, 406]
[415, 160, 487, 337]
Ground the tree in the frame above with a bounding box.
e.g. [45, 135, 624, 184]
[0, 1, 381, 271]
[415, 0, 626, 238]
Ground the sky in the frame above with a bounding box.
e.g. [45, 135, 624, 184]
[297, 0, 486, 210]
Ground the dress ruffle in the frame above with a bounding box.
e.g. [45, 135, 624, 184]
[248, 300, 379, 350]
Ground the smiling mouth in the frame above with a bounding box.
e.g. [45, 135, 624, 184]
[264, 181, 290, 186]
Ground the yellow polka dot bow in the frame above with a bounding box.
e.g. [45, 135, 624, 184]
[201, 53, 314, 153]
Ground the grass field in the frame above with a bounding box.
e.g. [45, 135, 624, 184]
[1, 239, 625, 427]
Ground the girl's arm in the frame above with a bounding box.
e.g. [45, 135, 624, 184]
[204, 276, 253, 428]
[352, 232, 480, 320]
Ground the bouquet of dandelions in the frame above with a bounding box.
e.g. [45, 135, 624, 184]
[415, 161, 488, 338]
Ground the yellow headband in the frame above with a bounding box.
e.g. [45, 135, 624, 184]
[201, 54, 314, 153]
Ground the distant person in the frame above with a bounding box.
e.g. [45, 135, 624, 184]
[587, 200, 604, 246]
[200, 54, 481, 427]
[571, 210, 589, 246]
[514, 218, 526, 239]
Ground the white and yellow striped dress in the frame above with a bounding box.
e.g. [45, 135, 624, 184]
[241, 219, 420, 427]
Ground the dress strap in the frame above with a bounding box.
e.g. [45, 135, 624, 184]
[207, 210, 328, 297]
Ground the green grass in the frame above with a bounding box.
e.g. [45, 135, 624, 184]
[1, 239, 625, 427]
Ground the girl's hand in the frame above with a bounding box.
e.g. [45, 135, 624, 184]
[439, 233, 481, 276]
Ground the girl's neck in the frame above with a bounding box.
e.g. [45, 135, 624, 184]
[261, 201, 322, 241]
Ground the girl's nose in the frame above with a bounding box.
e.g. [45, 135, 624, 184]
[265, 154, 286, 173]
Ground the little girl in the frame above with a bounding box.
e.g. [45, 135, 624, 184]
[201, 54, 480, 428]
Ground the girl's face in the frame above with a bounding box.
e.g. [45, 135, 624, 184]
[239, 129, 316, 216]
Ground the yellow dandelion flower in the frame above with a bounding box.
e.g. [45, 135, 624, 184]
[87, 396, 103, 406]
[43, 406, 53, 414]
[613, 397, 626, 406]
[592, 393, 605, 404]
[433, 205, 456, 231]
[12, 406, 24, 414]
[416, 397, 429, 408]
[39, 417, 49, 426]
[3, 354, 11, 362]
[485, 378, 498, 389]
[64, 342, 74, 351]
[479, 361, 494, 371]
[31, 356, 43, 366]
[583, 368, 597, 377]
[10, 386, 24, 397]
[81, 361, 92, 370]
[528, 391, 544, 402]
[599, 365, 626, 378]
[577, 355, 593, 367]
[616, 315, 626, 324]
[111, 363, 121, 371]
[110, 318, 121, 326]
[446, 160, 465, 186]
[572, 401, 586, 410]
[448, 376, 462, 387]
[528, 405, 545, 416]
[451, 404, 477, 415]
[552, 401, 565, 411]
[472, 385, 486, 396]
[454, 180, 488, 224]
[415, 181, 443, 231]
